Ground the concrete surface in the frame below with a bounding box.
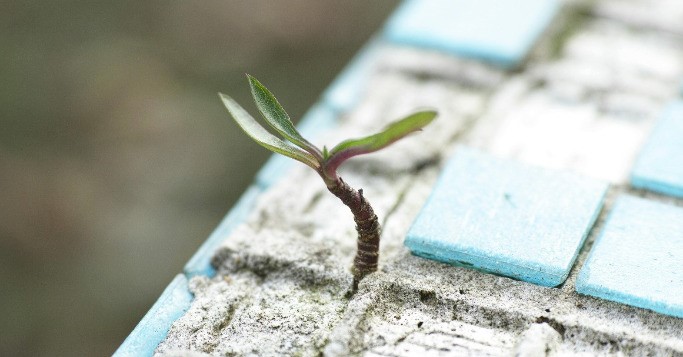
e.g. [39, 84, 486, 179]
[152, 0, 683, 355]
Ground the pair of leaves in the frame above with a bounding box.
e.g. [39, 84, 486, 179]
[219, 74, 437, 179]
[219, 75, 321, 170]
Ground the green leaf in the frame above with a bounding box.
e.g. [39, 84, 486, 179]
[327, 110, 437, 162]
[219, 93, 320, 169]
[321, 110, 437, 178]
[247, 75, 322, 159]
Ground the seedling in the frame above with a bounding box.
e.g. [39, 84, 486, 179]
[220, 75, 437, 287]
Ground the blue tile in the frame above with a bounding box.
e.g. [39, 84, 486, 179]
[322, 39, 381, 113]
[184, 185, 261, 277]
[114, 274, 193, 357]
[255, 103, 337, 188]
[631, 101, 683, 198]
[577, 195, 683, 318]
[383, 0, 559, 69]
[406, 147, 607, 287]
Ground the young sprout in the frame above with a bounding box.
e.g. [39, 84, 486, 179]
[220, 74, 437, 288]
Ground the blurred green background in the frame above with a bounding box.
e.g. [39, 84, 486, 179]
[0, 1, 399, 355]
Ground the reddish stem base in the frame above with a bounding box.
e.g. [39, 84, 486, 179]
[327, 177, 381, 288]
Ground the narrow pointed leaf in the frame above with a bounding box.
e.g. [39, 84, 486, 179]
[247, 75, 322, 159]
[322, 110, 436, 177]
[219, 93, 319, 169]
[328, 110, 437, 161]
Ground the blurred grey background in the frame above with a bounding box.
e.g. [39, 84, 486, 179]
[0, 1, 399, 355]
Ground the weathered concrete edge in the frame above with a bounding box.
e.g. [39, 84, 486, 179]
[113, 186, 261, 356]
[184, 185, 263, 277]
[113, 184, 262, 357]
[113, 275, 193, 357]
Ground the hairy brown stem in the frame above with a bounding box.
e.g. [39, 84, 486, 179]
[327, 177, 381, 288]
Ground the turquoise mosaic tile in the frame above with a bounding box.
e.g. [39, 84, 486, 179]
[383, 0, 559, 69]
[406, 147, 607, 287]
[631, 101, 683, 198]
[577, 195, 683, 318]
[113, 274, 193, 357]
